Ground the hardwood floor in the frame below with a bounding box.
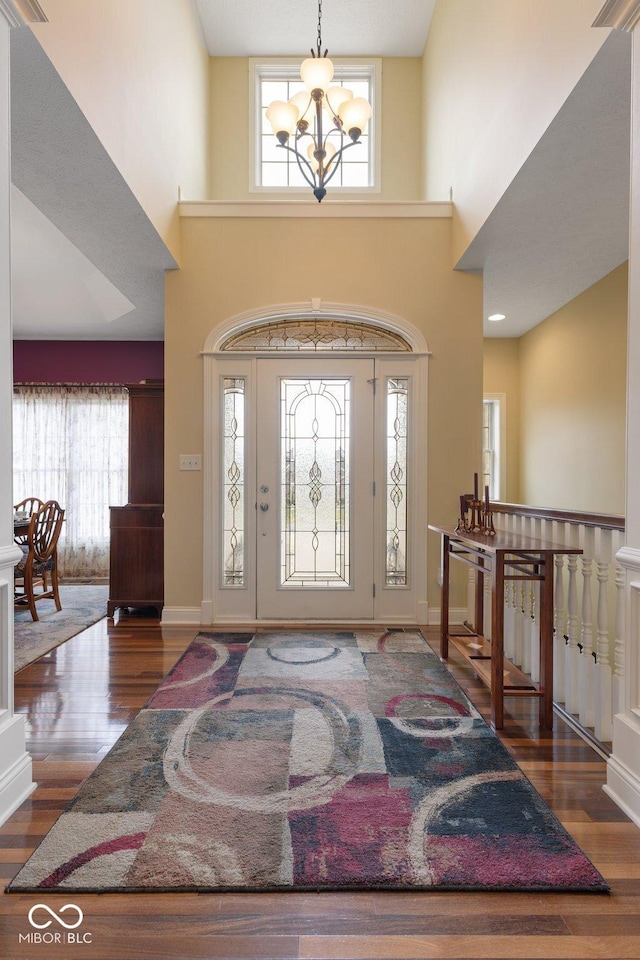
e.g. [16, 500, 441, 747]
[1, 614, 640, 960]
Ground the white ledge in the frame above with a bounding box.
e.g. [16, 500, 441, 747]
[179, 200, 453, 219]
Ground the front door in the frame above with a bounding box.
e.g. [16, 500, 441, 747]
[255, 359, 374, 619]
[209, 347, 426, 625]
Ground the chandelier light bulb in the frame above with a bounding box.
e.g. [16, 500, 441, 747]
[324, 85, 353, 118]
[289, 91, 315, 127]
[300, 56, 334, 94]
[265, 100, 299, 139]
[307, 141, 336, 172]
[338, 97, 372, 138]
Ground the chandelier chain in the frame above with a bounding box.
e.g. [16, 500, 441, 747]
[316, 0, 322, 55]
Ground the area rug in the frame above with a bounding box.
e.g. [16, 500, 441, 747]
[14, 583, 109, 672]
[7, 630, 609, 893]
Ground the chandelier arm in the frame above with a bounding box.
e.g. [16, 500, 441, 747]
[277, 143, 318, 190]
[322, 140, 361, 187]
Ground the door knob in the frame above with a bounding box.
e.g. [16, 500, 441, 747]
[260, 502, 269, 512]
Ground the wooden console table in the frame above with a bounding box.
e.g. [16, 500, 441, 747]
[429, 524, 582, 730]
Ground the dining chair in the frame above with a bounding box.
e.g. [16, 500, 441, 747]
[14, 499, 65, 622]
[13, 496, 44, 545]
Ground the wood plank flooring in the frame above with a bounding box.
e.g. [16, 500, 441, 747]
[1, 614, 639, 960]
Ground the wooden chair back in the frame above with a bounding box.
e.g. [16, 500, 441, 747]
[29, 500, 65, 563]
[14, 497, 44, 545]
[15, 499, 65, 621]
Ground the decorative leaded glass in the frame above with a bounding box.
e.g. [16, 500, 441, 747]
[222, 320, 411, 353]
[386, 378, 408, 585]
[222, 378, 245, 586]
[280, 378, 350, 587]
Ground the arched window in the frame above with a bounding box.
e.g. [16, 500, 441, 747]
[221, 319, 411, 353]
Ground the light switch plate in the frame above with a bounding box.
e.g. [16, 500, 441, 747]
[179, 454, 201, 471]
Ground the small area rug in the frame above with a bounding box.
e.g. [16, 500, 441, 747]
[14, 583, 109, 672]
[7, 630, 609, 893]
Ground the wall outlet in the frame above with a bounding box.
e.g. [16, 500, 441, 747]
[179, 454, 201, 471]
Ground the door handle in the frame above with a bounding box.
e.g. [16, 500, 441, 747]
[260, 502, 269, 512]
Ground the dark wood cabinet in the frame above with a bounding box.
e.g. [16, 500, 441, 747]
[108, 382, 164, 617]
[127, 382, 164, 505]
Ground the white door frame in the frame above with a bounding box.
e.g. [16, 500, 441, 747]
[201, 302, 430, 625]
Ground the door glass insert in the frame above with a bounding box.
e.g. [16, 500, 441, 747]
[222, 377, 245, 586]
[386, 377, 409, 585]
[281, 377, 350, 587]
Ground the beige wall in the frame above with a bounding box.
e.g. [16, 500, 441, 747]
[422, 0, 608, 264]
[165, 215, 483, 614]
[31, 0, 210, 262]
[483, 338, 520, 502]
[485, 265, 628, 514]
[210, 57, 423, 201]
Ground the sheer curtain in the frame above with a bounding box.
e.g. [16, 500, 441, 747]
[13, 385, 129, 579]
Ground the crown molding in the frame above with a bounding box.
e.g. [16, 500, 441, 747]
[593, 0, 640, 30]
[0, 0, 24, 27]
[0, 0, 47, 26]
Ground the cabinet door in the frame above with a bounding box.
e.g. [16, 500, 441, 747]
[127, 383, 164, 504]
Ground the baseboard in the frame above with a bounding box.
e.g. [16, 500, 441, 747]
[605, 711, 640, 828]
[427, 607, 467, 626]
[161, 606, 203, 625]
[0, 719, 35, 828]
[161, 605, 446, 629]
[605, 754, 640, 830]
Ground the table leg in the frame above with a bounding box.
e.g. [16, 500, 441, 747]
[491, 553, 505, 729]
[441, 535, 450, 659]
[539, 553, 554, 729]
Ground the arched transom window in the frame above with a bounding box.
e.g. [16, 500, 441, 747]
[221, 319, 412, 353]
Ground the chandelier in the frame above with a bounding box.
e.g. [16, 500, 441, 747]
[265, 0, 373, 203]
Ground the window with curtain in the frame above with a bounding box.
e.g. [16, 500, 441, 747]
[12, 384, 129, 579]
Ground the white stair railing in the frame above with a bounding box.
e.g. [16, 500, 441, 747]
[486, 504, 625, 747]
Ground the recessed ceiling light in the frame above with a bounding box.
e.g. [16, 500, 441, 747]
[488, 313, 506, 322]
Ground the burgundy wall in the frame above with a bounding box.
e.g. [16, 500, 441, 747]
[13, 341, 164, 384]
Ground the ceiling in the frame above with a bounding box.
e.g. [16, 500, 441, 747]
[9, 4, 631, 342]
[193, 0, 437, 57]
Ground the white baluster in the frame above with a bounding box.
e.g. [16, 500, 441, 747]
[613, 548, 626, 717]
[467, 567, 475, 628]
[484, 571, 492, 641]
[513, 513, 526, 668]
[578, 526, 595, 728]
[519, 516, 532, 677]
[594, 527, 613, 742]
[504, 573, 516, 661]
[552, 523, 566, 703]
[554, 551, 566, 702]
[565, 549, 580, 714]
[502, 511, 515, 660]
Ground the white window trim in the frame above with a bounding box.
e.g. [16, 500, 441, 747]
[483, 393, 507, 501]
[249, 57, 382, 197]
